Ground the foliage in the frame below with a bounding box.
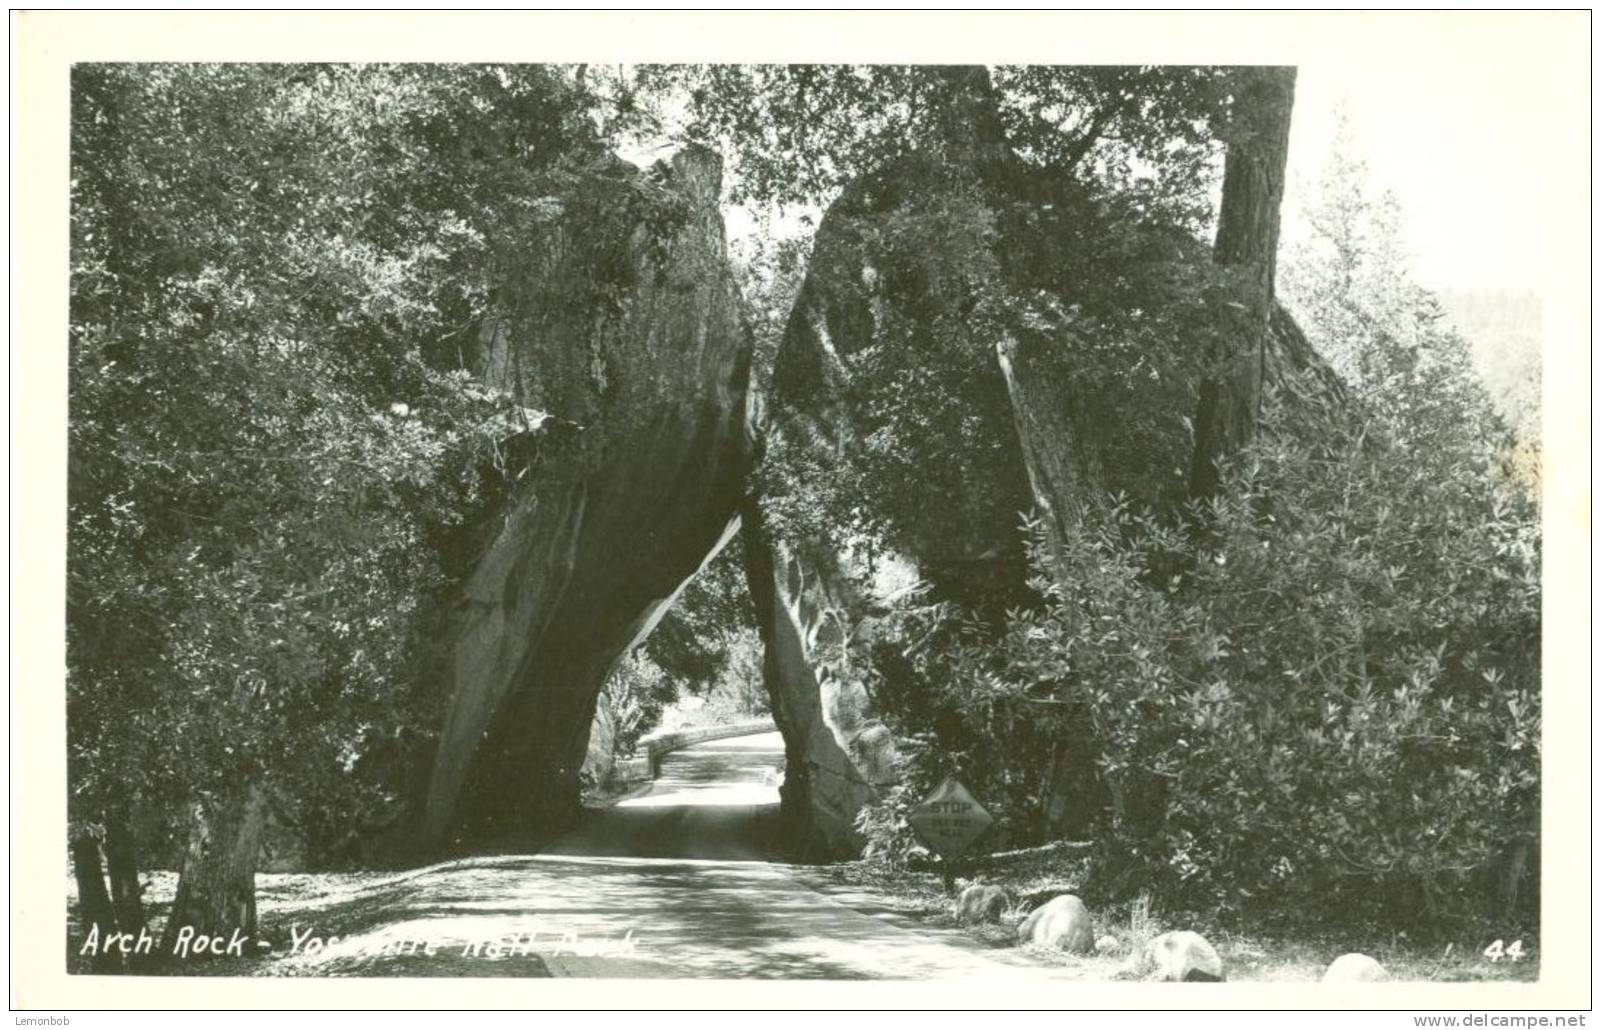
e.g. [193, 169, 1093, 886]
[653, 632, 770, 735]
[752, 159, 1227, 635]
[1279, 108, 1534, 496]
[594, 651, 678, 759]
[644, 535, 760, 686]
[1280, 113, 1443, 390]
[991, 65, 1228, 229]
[68, 64, 606, 864]
[852, 780, 926, 871]
[855, 306, 1539, 934]
[1077, 365, 1532, 925]
[638, 64, 1229, 228]
[590, 535, 769, 760]
[727, 206, 813, 394]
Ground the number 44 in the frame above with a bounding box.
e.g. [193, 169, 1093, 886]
[1483, 939, 1525, 962]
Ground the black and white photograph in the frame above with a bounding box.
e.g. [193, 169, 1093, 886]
[10, 9, 1592, 1020]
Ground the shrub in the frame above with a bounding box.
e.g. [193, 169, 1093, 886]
[994, 353, 1539, 929]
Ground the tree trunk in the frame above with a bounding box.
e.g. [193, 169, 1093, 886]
[1189, 66, 1296, 499]
[103, 814, 145, 943]
[70, 812, 148, 973]
[928, 65, 1009, 152]
[160, 782, 268, 960]
[70, 829, 123, 973]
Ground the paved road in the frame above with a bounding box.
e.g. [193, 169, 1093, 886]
[265, 732, 1047, 979]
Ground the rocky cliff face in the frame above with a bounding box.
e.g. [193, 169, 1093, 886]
[418, 147, 754, 847]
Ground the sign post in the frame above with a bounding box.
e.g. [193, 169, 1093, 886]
[907, 776, 994, 893]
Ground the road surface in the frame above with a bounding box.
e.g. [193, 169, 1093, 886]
[263, 731, 1048, 979]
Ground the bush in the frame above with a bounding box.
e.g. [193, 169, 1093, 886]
[851, 301, 1540, 935]
[993, 352, 1539, 930]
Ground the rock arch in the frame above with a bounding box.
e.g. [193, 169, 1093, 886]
[410, 120, 1330, 861]
[412, 145, 891, 858]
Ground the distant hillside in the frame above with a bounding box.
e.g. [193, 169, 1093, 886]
[1437, 288, 1542, 437]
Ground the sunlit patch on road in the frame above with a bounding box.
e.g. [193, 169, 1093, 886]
[616, 732, 785, 809]
[235, 730, 1057, 979]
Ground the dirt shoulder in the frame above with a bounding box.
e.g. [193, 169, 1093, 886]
[796, 846, 1541, 984]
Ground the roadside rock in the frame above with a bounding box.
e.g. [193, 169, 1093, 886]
[1323, 953, 1388, 982]
[1017, 894, 1094, 953]
[954, 884, 1011, 924]
[1147, 930, 1225, 982]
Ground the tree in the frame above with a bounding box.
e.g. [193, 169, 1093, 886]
[1188, 66, 1297, 499]
[1278, 110, 1526, 491]
[1281, 109, 1432, 387]
[69, 63, 606, 959]
[640, 64, 1231, 224]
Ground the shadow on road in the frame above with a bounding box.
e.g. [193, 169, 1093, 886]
[247, 730, 1038, 978]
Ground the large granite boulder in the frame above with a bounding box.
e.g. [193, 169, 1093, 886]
[745, 71, 1333, 856]
[416, 146, 756, 848]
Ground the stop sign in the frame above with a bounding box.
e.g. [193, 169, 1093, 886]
[907, 776, 994, 858]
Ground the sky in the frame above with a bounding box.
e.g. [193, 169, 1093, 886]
[1286, 61, 1563, 296]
